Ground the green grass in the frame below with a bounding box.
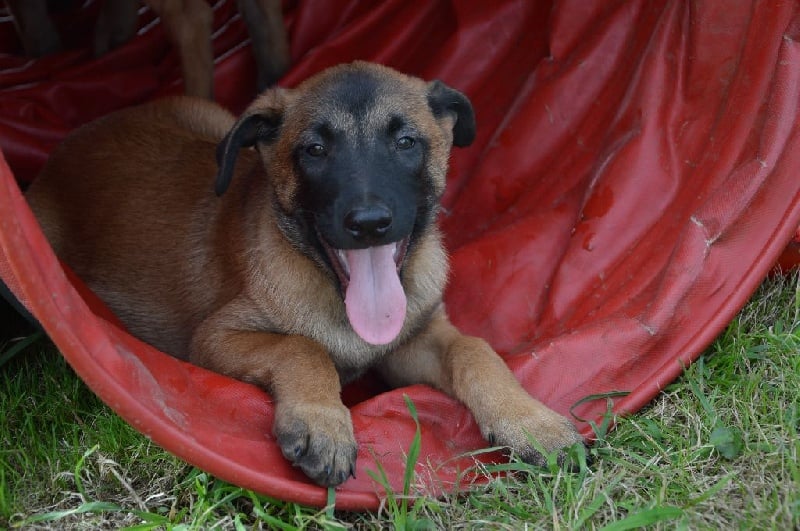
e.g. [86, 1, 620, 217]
[1, 271, 798, 529]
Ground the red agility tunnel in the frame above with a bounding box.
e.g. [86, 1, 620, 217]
[2, 0, 800, 510]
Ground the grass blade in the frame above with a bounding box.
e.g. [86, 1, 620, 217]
[14, 501, 123, 527]
[402, 394, 422, 499]
[599, 506, 683, 530]
[0, 331, 43, 368]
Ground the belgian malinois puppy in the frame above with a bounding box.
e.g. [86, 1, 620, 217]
[25, 62, 583, 486]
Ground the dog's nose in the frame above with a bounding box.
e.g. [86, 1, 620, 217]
[345, 204, 393, 241]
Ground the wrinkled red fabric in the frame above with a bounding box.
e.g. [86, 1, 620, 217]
[2, 0, 800, 510]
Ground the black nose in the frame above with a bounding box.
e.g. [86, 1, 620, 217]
[344, 204, 393, 241]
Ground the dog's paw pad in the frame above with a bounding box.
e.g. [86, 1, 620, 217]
[482, 406, 586, 470]
[274, 403, 358, 487]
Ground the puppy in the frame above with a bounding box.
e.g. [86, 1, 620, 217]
[6, 0, 290, 98]
[25, 61, 583, 486]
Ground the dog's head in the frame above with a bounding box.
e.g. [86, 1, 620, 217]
[215, 62, 475, 345]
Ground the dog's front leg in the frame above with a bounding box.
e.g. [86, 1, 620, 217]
[378, 307, 584, 465]
[191, 305, 357, 487]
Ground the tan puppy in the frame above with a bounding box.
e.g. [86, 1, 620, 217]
[6, 0, 290, 98]
[25, 62, 583, 486]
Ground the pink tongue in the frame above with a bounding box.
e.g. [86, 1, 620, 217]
[343, 244, 407, 345]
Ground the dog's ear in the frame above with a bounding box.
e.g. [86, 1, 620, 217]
[215, 92, 288, 196]
[426, 80, 476, 147]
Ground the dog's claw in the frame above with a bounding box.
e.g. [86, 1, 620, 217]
[479, 401, 585, 472]
[274, 402, 357, 487]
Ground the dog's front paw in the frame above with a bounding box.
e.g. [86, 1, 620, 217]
[480, 400, 585, 468]
[274, 402, 358, 487]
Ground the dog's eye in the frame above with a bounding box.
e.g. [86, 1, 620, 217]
[396, 136, 415, 150]
[306, 143, 327, 157]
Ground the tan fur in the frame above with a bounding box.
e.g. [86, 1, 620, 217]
[26, 62, 583, 486]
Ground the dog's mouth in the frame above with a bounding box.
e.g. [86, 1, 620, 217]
[318, 234, 410, 346]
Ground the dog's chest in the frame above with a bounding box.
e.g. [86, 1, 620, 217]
[303, 314, 393, 380]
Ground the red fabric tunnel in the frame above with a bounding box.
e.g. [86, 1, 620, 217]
[1, 0, 800, 510]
